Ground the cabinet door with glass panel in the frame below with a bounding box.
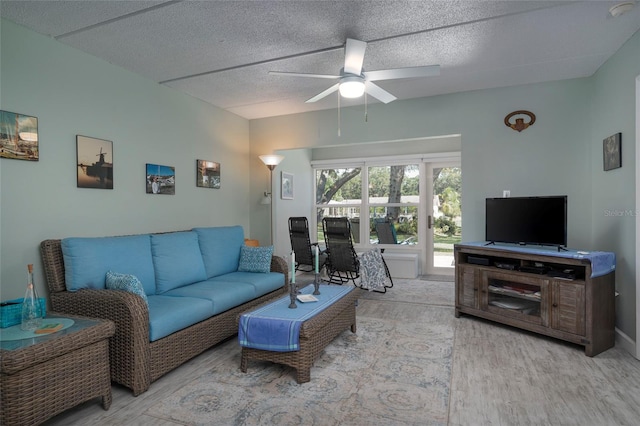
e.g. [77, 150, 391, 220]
[480, 270, 549, 326]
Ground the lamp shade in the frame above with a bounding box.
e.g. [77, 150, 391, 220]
[260, 193, 272, 205]
[259, 154, 284, 167]
[339, 76, 365, 98]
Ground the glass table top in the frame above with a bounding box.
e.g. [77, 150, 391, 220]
[0, 316, 103, 351]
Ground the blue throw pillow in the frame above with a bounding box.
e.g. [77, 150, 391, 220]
[238, 245, 273, 273]
[106, 271, 149, 307]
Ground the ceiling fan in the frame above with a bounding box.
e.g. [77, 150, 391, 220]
[269, 38, 440, 104]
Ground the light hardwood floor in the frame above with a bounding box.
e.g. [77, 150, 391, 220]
[43, 277, 640, 425]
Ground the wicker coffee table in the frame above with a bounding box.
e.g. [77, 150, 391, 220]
[240, 285, 360, 383]
[0, 313, 114, 426]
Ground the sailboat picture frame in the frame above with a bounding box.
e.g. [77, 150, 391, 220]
[146, 163, 175, 195]
[76, 135, 113, 189]
[0, 110, 39, 161]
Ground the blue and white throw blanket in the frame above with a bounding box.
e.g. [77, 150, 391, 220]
[239, 284, 353, 352]
[358, 248, 392, 291]
[461, 242, 616, 278]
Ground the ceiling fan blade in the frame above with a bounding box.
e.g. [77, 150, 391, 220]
[269, 71, 340, 79]
[364, 65, 440, 81]
[305, 83, 340, 103]
[343, 38, 367, 76]
[365, 82, 397, 104]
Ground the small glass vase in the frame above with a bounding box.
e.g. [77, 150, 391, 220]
[21, 264, 42, 331]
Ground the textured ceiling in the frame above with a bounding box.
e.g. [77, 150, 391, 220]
[1, 1, 639, 119]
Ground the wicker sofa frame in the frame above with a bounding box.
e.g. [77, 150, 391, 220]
[40, 238, 288, 396]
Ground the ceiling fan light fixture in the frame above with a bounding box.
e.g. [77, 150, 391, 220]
[339, 77, 365, 98]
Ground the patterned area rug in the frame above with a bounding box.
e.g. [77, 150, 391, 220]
[146, 279, 455, 425]
[360, 277, 455, 307]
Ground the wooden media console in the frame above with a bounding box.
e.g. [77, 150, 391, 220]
[454, 243, 615, 356]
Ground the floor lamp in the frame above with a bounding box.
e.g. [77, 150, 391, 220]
[259, 154, 284, 245]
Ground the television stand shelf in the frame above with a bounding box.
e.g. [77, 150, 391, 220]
[454, 242, 615, 356]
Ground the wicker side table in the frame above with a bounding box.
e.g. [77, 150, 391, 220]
[0, 313, 114, 426]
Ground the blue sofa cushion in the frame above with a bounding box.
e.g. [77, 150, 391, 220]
[193, 226, 244, 278]
[105, 271, 149, 307]
[62, 235, 156, 295]
[210, 272, 284, 298]
[163, 280, 257, 315]
[147, 295, 213, 342]
[151, 232, 207, 293]
[238, 245, 273, 273]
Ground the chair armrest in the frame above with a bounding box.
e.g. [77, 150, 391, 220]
[270, 255, 289, 289]
[49, 288, 151, 394]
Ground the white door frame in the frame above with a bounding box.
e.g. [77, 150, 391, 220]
[423, 160, 461, 276]
[635, 74, 639, 359]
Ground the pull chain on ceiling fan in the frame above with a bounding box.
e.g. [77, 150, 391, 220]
[269, 38, 440, 104]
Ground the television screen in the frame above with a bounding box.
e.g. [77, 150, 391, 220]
[485, 196, 567, 247]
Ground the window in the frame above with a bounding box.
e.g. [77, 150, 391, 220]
[314, 167, 362, 243]
[313, 163, 419, 246]
[368, 164, 419, 245]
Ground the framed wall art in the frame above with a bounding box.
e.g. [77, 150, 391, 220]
[603, 133, 621, 171]
[196, 159, 220, 189]
[77, 135, 113, 189]
[146, 163, 175, 195]
[0, 110, 39, 161]
[281, 171, 294, 200]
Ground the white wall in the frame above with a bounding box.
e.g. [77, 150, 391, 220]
[0, 19, 251, 300]
[272, 149, 313, 258]
[590, 30, 640, 343]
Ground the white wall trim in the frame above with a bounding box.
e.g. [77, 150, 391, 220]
[311, 151, 461, 167]
[315, 134, 462, 149]
[635, 74, 639, 359]
[616, 327, 636, 357]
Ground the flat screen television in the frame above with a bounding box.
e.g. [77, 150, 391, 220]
[485, 196, 567, 248]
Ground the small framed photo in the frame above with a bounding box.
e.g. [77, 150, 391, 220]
[146, 163, 175, 195]
[0, 110, 39, 161]
[196, 159, 220, 189]
[603, 133, 621, 171]
[77, 135, 113, 189]
[281, 171, 293, 200]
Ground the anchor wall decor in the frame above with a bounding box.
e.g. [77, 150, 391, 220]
[505, 110, 536, 132]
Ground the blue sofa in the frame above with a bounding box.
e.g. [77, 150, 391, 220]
[40, 226, 288, 395]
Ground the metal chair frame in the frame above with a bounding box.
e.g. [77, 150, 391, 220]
[288, 217, 326, 272]
[322, 217, 360, 285]
[374, 218, 398, 244]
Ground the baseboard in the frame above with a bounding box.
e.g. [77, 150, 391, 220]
[615, 327, 637, 358]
